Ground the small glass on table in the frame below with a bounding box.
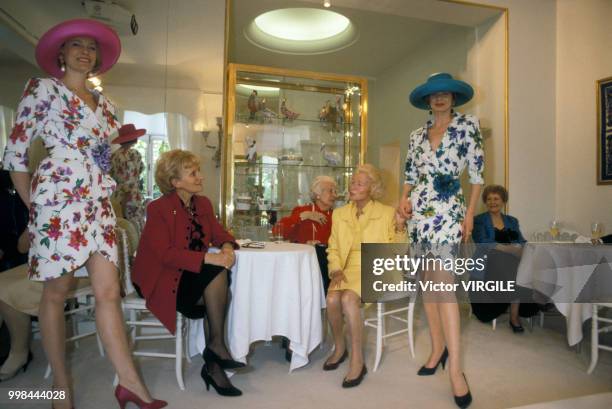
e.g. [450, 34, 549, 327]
[549, 220, 560, 241]
[591, 222, 603, 241]
[270, 223, 286, 243]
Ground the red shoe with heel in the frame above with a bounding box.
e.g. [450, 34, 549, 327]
[114, 385, 167, 409]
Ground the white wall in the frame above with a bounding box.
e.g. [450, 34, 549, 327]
[465, 0, 557, 238]
[555, 0, 612, 235]
[472, 15, 506, 191]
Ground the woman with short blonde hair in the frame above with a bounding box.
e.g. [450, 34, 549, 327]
[353, 164, 384, 200]
[324, 163, 406, 388]
[135, 149, 244, 397]
[154, 150, 201, 195]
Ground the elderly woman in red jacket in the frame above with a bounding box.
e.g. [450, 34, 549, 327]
[133, 149, 243, 397]
[274, 175, 337, 291]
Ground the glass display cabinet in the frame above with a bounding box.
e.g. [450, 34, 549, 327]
[222, 63, 367, 238]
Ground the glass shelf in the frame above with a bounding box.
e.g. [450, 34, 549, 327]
[234, 161, 355, 169]
[223, 64, 367, 234]
[234, 115, 355, 127]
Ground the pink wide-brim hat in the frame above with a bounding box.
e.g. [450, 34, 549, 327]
[35, 18, 121, 78]
[112, 124, 146, 145]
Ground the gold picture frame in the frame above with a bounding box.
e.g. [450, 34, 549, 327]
[597, 76, 612, 184]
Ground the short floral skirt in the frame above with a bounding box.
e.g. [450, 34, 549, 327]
[28, 197, 118, 281]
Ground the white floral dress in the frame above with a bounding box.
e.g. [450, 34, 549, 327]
[404, 113, 484, 249]
[110, 148, 145, 230]
[2, 78, 120, 281]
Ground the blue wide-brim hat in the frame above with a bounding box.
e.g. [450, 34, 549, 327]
[409, 73, 474, 110]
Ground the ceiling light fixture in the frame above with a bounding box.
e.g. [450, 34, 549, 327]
[245, 8, 357, 55]
[238, 84, 280, 92]
[323, 1, 331, 8]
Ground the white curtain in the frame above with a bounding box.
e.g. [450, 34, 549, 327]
[0, 106, 15, 162]
[165, 112, 202, 154]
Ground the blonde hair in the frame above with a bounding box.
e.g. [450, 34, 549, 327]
[310, 175, 337, 201]
[155, 149, 200, 195]
[353, 163, 384, 200]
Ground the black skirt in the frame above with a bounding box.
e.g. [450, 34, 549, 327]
[175, 264, 227, 319]
[470, 249, 540, 322]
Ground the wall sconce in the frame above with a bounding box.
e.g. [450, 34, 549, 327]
[323, 0, 331, 8]
[211, 117, 223, 168]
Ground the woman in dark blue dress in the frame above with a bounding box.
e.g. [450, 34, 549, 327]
[471, 185, 538, 332]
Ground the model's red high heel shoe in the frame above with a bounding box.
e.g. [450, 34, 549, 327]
[114, 385, 167, 409]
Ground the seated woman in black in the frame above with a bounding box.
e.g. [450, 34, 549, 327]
[471, 185, 538, 333]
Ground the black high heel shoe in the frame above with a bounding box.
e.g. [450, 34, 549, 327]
[454, 373, 472, 409]
[323, 349, 348, 371]
[204, 347, 246, 369]
[200, 364, 242, 397]
[417, 347, 448, 376]
[509, 321, 525, 333]
[0, 351, 33, 382]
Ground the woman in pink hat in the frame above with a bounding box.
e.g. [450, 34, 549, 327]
[110, 124, 146, 231]
[2, 19, 166, 409]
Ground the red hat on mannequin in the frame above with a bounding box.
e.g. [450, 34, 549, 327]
[112, 124, 146, 145]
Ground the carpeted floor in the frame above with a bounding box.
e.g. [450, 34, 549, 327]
[2, 304, 611, 409]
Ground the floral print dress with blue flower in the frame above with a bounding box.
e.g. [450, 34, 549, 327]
[404, 113, 484, 248]
[2, 78, 120, 280]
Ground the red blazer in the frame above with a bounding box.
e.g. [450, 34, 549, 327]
[133, 191, 236, 333]
[274, 203, 332, 244]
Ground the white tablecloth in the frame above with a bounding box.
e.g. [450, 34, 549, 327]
[516, 243, 612, 345]
[188, 242, 326, 371]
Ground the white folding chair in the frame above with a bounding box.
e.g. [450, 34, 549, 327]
[114, 227, 191, 390]
[490, 312, 542, 331]
[587, 303, 612, 374]
[364, 290, 417, 372]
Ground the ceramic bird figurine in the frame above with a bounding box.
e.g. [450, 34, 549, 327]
[259, 98, 278, 123]
[280, 99, 300, 121]
[320, 143, 342, 166]
[246, 137, 257, 163]
[247, 90, 259, 120]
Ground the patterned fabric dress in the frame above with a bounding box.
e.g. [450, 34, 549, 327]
[110, 148, 145, 230]
[2, 78, 120, 281]
[404, 113, 484, 250]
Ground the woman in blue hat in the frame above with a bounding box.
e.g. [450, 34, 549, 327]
[398, 73, 484, 408]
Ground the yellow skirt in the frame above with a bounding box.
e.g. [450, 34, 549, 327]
[329, 249, 362, 297]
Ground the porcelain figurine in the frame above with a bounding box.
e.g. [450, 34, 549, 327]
[320, 143, 342, 166]
[259, 98, 278, 123]
[247, 90, 259, 120]
[246, 136, 257, 163]
[280, 98, 300, 121]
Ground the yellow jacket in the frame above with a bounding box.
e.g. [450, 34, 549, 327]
[327, 200, 406, 274]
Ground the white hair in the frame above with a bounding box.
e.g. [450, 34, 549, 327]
[310, 175, 337, 201]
